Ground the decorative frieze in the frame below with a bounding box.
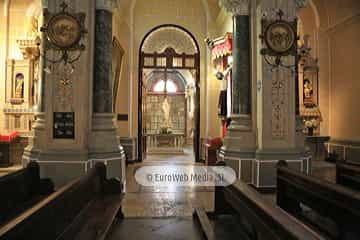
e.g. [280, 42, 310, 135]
[219, 0, 250, 16]
[270, 67, 289, 139]
[53, 62, 74, 112]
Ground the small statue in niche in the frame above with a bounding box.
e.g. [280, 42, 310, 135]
[15, 73, 24, 99]
[161, 96, 172, 132]
[303, 78, 314, 107]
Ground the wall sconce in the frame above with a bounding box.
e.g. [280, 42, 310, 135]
[214, 63, 232, 81]
[215, 70, 224, 80]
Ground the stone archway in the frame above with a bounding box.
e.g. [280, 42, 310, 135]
[137, 24, 201, 162]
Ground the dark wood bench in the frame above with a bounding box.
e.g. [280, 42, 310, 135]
[0, 162, 124, 240]
[277, 160, 360, 239]
[336, 161, 360, 191]
[194, 167, 323, 239]
[0, 161, 54, 226]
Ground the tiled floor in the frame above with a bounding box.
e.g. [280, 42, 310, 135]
[106, 217, 204, 240]
[122, 148, 214, 218]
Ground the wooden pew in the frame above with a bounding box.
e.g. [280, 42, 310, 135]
[194, 172, 323, 239]
[277, 160, 360, 239]
[0, 162, 124, 240]
[0, 161, 54, 225]
[336, 161, 360, 191]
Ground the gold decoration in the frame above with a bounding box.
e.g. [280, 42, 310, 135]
[260, 10, 298, 70]
[40, 1, 87, 67]
[47, 14, 82, 49]
[265, 21, 296, 54]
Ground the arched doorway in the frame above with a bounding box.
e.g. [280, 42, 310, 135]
[138, 25, 201, 162]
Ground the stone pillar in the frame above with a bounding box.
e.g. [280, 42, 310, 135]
[89, 0, 126, 183]
[232, 12, 251, 117]
[93, 3, 113, 113]
[23, 0, 125, 188]
[253, 0, 308, 189]
[218, 0, 256, 183]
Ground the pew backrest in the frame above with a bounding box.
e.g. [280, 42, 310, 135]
[336, 162, 360, 191]
[0, 161, 54, 225]
[277, 162, 360, 239]
[216, 180, 324, 240]
[0, 163, 108, 240]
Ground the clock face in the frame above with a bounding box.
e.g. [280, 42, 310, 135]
[265, 21, 296, 54]
[47, 14, 81, 49]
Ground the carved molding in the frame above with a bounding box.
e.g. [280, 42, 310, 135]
[219, 0, 250, 16]
[96, 0, 118, 11]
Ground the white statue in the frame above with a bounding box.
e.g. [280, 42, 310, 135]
[162, 96, 172, 129]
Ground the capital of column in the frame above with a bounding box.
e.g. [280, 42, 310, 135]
[295, 0, 308, 9]
[219, 0, 250, 16]
[96, 0, 118, 11]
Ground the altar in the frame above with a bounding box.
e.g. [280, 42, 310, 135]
[146, 133, 185, 155]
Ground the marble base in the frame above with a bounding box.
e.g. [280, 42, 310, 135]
[218, 148, 309, 189]
[252, 156, 310, 188]
[120, 137, 137, 162]
[89, 113, 126, 182]
[22, 157, 90, 188]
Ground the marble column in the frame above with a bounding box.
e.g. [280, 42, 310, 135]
[218, 0, 256, 183]
[89, 0, 126, 184]
[232, 14, 251, 117]
[93, 4, 113, 113]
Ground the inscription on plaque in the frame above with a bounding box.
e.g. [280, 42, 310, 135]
[53, 112, 75, 139]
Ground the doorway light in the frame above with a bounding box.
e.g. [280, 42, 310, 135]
[153, 80, 177, 93]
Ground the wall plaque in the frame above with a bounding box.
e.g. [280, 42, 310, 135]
[53, 112, 75, 139]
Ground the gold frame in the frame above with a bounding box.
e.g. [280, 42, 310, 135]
[41, 2, 87, 51]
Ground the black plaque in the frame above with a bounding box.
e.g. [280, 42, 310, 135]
[117, 114, 128, 121]
[53, 112, 75, 139]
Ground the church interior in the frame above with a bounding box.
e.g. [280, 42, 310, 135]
[0, 0, 360, 239]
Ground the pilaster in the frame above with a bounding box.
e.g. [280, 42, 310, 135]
[253, 0, 308, 188]
[23, 0, 125, 188]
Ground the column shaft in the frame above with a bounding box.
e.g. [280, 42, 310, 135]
[93, 9, 113, 113]
[232, 15, 251, 115]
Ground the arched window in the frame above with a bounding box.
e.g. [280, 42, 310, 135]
[153, 80, 177, 93]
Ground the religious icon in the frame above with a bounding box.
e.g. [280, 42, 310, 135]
[265, 21, 296, 54]
[162, 96, 172, 130]
[47, 14, 82, 49]
[15, 73, 24, 99]
[260, 10, 298, 69]
[40, 1, 87, 69]
[303, 79, 315, 107]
